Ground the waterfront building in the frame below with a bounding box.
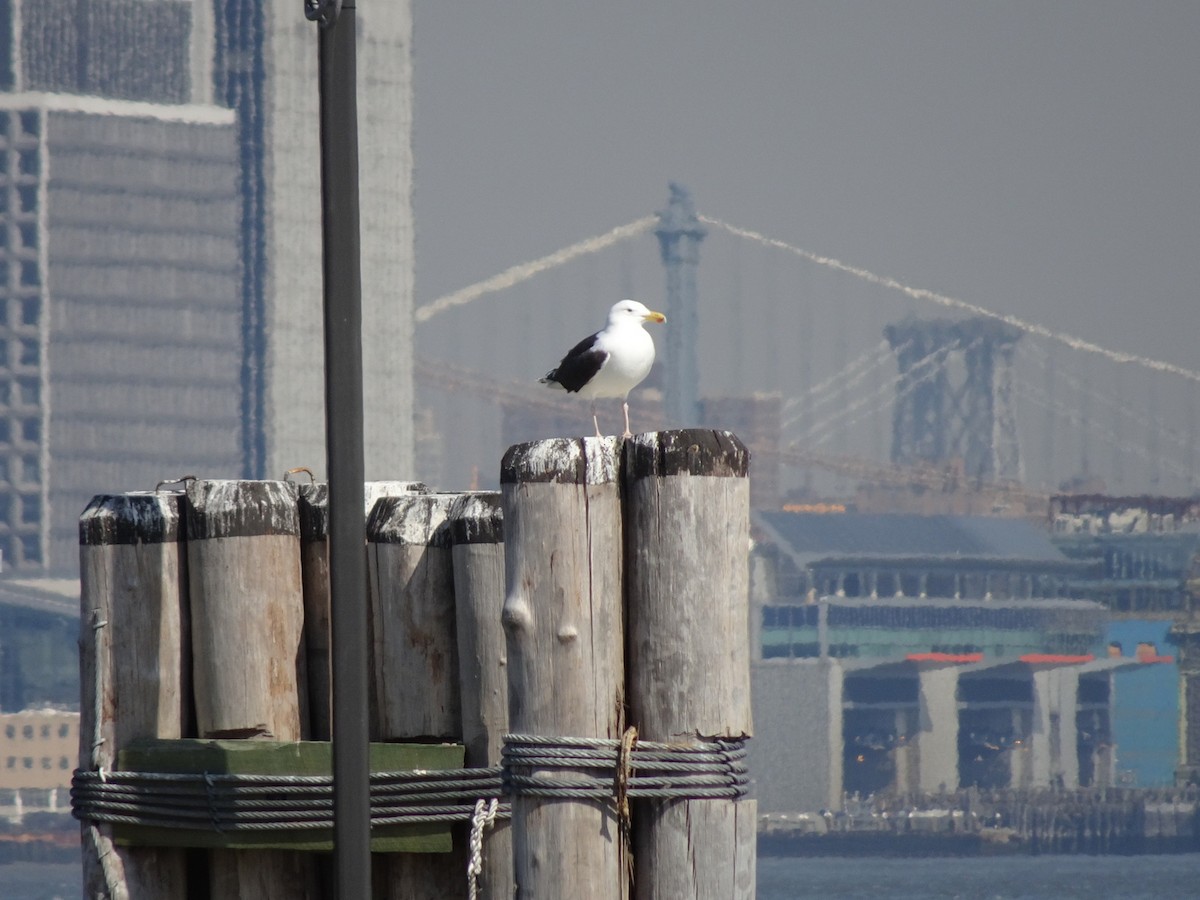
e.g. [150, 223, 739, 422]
[1048, 494, 1200, 786]
[0, 708, 78, 823]
[750, 510, 1169, 812]
[0, 708, 77, 790]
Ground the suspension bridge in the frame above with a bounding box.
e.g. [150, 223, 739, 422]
[412, 185, 1198, 508]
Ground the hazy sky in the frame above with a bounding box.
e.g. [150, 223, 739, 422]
[410, 2, 1198, 491]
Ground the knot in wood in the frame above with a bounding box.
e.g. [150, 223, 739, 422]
[501, 597, 532, 633]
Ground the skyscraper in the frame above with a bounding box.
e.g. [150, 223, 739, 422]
[1, 1, 241, 570]
[213, 0, 415, 482]
[0, 1, 415, 571]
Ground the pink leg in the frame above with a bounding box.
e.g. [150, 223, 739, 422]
[622, 401, 633, 438]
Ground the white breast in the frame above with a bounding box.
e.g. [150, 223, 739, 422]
[579, 323, 655, 399]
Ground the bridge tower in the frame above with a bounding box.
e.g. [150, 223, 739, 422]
[655, 183, 707, 427]
[884, 317, 1023, 483]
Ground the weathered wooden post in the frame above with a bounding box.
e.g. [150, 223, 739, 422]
[623, 430, 756, 900]
[367, 492, 465, 898]
[298, 481, 428, 739]
[501, 437, 627, 900]
[298, 484, 331, 741]
[185, 479, 316, 898]
[448, 492, 512, 900]
[79, 491, 190, 899]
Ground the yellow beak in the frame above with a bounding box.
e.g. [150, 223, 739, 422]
[645, 311, 666, 324]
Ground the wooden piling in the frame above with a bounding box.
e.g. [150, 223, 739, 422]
[623, 430, 756, 900]
[366, 492, 465, 899]
[298, 481, 428, 740]
[367, 492, 461, 741]
[298, 485, 331, 740]
[184, 479, 317, 899]
[448, 492, 512, 900]
[79, 491, 190, 899]
[501, 437, 627, 900]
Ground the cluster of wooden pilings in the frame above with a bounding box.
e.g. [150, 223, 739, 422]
[77, 430, 755, 899]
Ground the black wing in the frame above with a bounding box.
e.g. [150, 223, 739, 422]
[541, 332, 608, 393]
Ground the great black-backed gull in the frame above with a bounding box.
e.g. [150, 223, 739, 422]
[540, 299, 667, 438]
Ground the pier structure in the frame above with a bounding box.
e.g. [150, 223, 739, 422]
[72, 431, 756, 899]
[749, 508, 1172, 812]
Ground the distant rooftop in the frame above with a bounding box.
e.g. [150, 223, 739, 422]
[755, 511, 1071, 566]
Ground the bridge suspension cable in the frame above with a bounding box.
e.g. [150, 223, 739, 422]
[787, 351, 897, 440]
[700, 215, 1200, 384]
[417, 207, 1199, 389]
[765, 442, 1047, 505]
[415, 216, 657, 323]
[781, 341, 892, 428]
[1017, 343, 1193, 456]
[1016, 377, 1193, 482]
[797, 341, 971, 447]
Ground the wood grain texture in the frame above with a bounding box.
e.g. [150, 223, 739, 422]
[298, 484, 331, 740]
[366, 492, 465, 899]
[299, 481, 428, 740]
[623, 430, 756, 900]
[366, 493, 461, 740]
[449, 492, 512, 900]
[631, 798, 757, 900]
[79, 491, 190, 900]
[502, 437, 628, 900]
[186, 480, 305, 742]
[184, 480, 318, 899]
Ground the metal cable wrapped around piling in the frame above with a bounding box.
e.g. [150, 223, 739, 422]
[71, 767, 510, 831]
[502, 734, 750, 801]
[71, 734, 749, 835]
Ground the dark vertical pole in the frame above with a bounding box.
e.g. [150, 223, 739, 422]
[309, 1, 371, 896]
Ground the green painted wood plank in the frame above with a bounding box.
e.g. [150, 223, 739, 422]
[117, 739, 462, 775]
[113, 822, 450, 853]
[111, 739, 465, 853]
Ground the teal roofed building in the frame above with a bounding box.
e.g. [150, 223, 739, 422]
[752, 510, 1103, 662]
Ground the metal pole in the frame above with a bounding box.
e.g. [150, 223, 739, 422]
[308, 1, 371, 896]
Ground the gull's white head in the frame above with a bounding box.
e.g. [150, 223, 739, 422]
[607, 299, 667, 327]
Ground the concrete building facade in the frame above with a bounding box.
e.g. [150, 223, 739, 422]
[0, 708, 77, 790]
[0, 95, 242, 571]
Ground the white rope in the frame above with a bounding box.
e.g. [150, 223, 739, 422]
[90, 610, 108, 771]
[86, 822, 128, 900]
[85, 602, 128, 899]
[467, 797, 500, 900]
